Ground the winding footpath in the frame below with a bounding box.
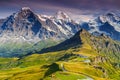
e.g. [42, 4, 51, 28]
[60, 63, 94, 80]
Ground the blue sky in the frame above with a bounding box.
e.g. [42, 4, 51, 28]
[0, 0, 119, 18]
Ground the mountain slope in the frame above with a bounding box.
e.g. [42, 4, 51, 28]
[0, 8, 80, 42]
[0, 29, 120, 80]
[40, 28, 120, 58]
[39, 29, 120, 79]
[40, 28, 120, 62]
[0, 7, 81, 57]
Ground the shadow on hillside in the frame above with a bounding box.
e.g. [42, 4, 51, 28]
[42, 63, 60, 78]
[25, 30, 83, 57]
[39, 31, 82, 54]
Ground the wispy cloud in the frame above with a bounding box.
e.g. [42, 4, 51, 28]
[0, 0, 119, 18]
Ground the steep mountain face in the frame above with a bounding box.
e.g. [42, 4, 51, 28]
[0, 7, 81, 57]
[81, 12, 120, 40]
[52, 11, 81, 37]
[0, 8, 58, 43]
[54, 11, 71, 21]
[0, 19, 6, 27]
[0, 8, 80, 43]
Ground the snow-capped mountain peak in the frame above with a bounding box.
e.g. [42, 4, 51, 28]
[81, 12, 120, 41]
[98, 12, 120, 32]
[54, 11, 71, 22]
[56, 11, 69, 19]
[98, 12, 120, 23]
[0, 8, 81, 43]
[21, 7, 31, 11]
[38, 14, 52, 21]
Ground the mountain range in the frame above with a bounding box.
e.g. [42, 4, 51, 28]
[0, 7, 81, 57]
[81, 12, 120, 40]
[0, 7, 120, 58]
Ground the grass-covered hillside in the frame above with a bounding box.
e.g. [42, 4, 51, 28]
[0, 29, 120, 80]
[0, 39, 60, 57]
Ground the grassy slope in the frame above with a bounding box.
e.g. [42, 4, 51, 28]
[0, 39, 60, 57]
[0, 29, 120, 80]
[0, 46, 115, 80]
